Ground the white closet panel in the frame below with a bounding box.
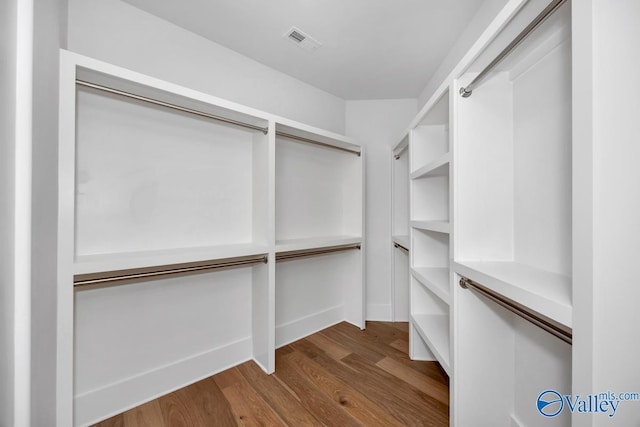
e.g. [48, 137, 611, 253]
[57, 51, 364, 426]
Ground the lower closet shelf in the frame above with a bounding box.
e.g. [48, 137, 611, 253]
[411, 314, 450, 375]
[411, 267, 449, 304]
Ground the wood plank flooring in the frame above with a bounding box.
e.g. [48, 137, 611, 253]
[92, 321, 449, 426]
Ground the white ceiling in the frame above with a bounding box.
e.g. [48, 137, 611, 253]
[121, 0, 484, 100]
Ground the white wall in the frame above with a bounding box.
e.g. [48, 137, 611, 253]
[67, 0, 346, 134]
[346, 99, 417, 320]
[417, 0, 509, 108]
[1, 0, 33, 426]
[0, 0, 18, 423]
[31, 0, 67, 425]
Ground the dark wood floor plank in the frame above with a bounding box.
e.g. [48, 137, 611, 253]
[281, 348, 406, 426]
[157, 389, 193, 427]
[320, 326, 386, 363]
[182, 376, 239, 426]
[331, 321, 449, 383]
[122, 399, 164, 427]
[237, 361, 324, 427]
[361, 321, 409, 345]
[215, 367, 286, 426]
[290, 338, 447, 426]
[342, 353, 449, 426]
[376, 356, 449, 405]
[305, 330, 352, 360]
[389, 337, 409, 353]
[92, 414, 125, 427]
[387, 321, 410, 333]
[275, 348, 362, 427]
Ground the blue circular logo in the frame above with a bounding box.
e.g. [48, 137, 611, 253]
[537, 390, 564, 417]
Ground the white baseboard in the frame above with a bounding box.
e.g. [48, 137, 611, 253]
[366, 303, 392, 321]
[275, 305, 344, 348]
[74, 337, 252, 427]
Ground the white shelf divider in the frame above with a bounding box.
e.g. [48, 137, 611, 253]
[411, 313, 451, 375]
[411, 267, 450, 305]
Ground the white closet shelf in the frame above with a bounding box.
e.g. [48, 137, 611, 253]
[411, 314, 450, 375]
[392, 235, 409, 249]
[275, 236, 361, 253]
[453, 261, 572, 328]
[275, 122, 361, 155]
[74, 243, 268, 275]
[411, 220, 450, 234]
[70, 52, 269, 134]
[410, 153, 450, 180]
[411, 267, 450, 305]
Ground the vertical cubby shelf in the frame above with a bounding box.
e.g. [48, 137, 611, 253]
[274, 123, 364, 347]
[57, 51, 364, 426]
[408, 87, 452, 374]
[454, 1, 573, 425]
[391, 136, 410, 321]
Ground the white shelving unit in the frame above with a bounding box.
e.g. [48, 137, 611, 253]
[407, 87, 453, 375]
[391, 136, 410, 321]
[453, 1, 573, 425]
[274, 123, 364, 347]
[57, 51, 363, 426]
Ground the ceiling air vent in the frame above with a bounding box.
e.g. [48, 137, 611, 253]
[284, 26, 322, 53]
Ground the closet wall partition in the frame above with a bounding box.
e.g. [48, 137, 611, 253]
[391, 136, 409, 321]
[386, 0, 639, 424]
[57, 51, 363, 426]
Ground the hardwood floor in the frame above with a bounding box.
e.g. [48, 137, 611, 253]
[93, 321, 449, 426]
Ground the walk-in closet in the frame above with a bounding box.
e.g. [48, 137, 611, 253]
[3, 0, 639, 425]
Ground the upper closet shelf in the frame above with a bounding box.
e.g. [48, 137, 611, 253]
[453, 261, 572, 328]
[411, 220, 450, 234]
[275, 236, 361, 253]
[410, 153, 450, 180]
[275, 122, 361, 156]
[74, 243, 269, 276]
[67, 51, 270, 133]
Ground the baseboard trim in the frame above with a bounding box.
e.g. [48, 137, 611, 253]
[74, 337, 252, 427]
[275, 305, 344, 348]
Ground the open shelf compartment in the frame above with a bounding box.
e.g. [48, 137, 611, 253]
[454, 2, 572, 321]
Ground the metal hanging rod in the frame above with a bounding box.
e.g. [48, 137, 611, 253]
[459, 0, 567, 98]
[76, 80, 269, 134]
[74, 254, 268, 288]
[393, 144, 408, 160]
[393, 242, 409, 254]
[276, 131, 361, 156]
[276, 243, 361, 263]
[459, 276, 572, 345]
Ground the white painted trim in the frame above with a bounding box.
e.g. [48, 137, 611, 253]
[14, 0, 33, 425]
[74, 338, 252, 427]
[275, 305, 344, 348]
